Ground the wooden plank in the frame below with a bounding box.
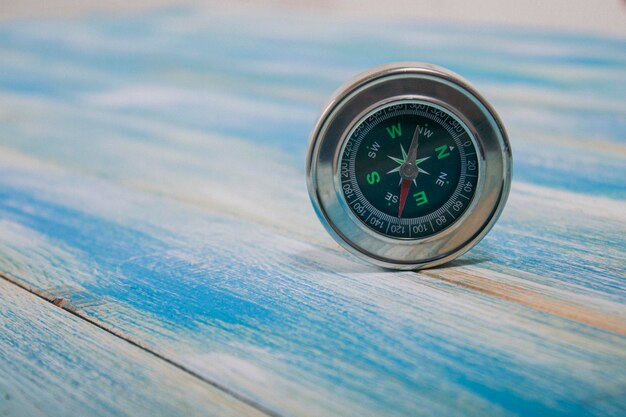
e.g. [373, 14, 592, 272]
[1, 153, 624, 417]
[0, 278, 268, 417]
[0, 6, 625, 417]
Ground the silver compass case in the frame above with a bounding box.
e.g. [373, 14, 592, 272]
[306, 63, 512, 270]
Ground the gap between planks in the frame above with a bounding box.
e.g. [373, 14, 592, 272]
[0, 271, 282, 417]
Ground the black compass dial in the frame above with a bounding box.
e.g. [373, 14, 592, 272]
[339, 100, 480, 239]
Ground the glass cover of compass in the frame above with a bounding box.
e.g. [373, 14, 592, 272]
[339, 100, 479, 239]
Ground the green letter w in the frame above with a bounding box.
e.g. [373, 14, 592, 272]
[386, 123, 402, 139]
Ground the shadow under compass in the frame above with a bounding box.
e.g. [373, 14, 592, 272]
[291, 246, 490, 276]
[431, 257, 491, 269]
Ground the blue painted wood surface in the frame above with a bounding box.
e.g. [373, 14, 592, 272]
[0, 279, 266, 417]
[0, 6, 625, 417]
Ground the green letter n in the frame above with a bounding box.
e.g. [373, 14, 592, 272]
[435, 144, 450, 159]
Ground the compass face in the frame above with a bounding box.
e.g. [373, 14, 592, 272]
[339, 100, 479, 239]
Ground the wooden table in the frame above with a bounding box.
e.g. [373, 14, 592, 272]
[1, 3, 625, 416]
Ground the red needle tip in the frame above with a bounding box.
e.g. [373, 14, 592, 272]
[398, 178, 411, 218]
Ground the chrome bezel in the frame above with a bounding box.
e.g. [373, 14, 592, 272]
[306, 63, 512, 270]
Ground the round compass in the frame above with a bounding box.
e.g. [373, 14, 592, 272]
[307, 63, 512, 269]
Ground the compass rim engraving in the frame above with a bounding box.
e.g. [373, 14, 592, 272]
[306, 62, 512, 270]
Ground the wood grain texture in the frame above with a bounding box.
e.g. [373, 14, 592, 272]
[0, 6, 625, 417]
[0, 279, 267, 417]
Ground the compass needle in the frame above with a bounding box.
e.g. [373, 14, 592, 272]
[398, 179, 412, 218]
[307, 63, 512, 269]
[396, 124, 422, 217]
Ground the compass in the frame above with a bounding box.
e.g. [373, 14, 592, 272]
[306, 63, 512, 269]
